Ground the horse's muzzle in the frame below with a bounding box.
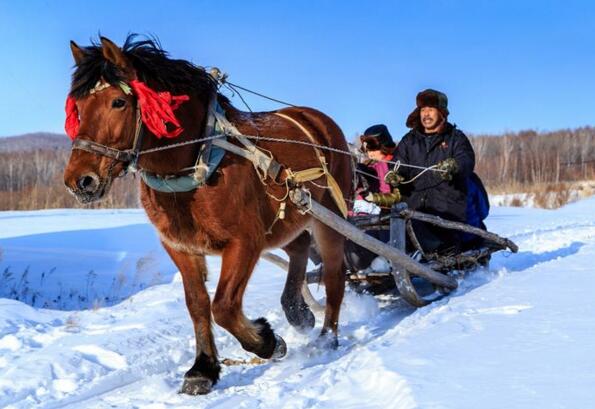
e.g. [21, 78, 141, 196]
[65, 172, 110, 204]
[77, 173, 100, 193]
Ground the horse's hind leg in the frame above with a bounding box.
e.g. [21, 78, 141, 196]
[212, 239, 286, 359]
[281, 231, 315, 331]
[161, 242, 219, 395]
[312, 221, 346, 347]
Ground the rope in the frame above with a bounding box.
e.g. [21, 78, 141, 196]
[241, 135, 446, 175]
[137, 134, 225, 155]
[389, 160, 442, 185]
[216, 78, 445, 175]
[356, 168, 382, 181]
[212, 76, 449, 196]
[386, 159, 446, 173]
[136, 132, 445, 185]
[223, 83, 254, 113]
[224, 81, 298, 107]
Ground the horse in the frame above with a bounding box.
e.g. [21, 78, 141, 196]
[63, 35, 353, 395]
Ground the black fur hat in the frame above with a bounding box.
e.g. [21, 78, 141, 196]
[406, 89, 449, 128]
[360, 124, 396, 153]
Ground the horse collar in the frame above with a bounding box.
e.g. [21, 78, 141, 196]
[138, 96, 227, 193]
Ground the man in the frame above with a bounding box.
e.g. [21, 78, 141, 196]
[395, 89, 476, 254]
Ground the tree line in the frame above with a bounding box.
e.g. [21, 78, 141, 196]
[471, 126, 594, 190]
[0, 146, 139, 210]
[0, 127, 593, 210]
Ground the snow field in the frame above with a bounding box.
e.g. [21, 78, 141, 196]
[0, 198, 594, 408]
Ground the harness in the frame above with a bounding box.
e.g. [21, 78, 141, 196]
[69, 80, 348, 217]
[71, 82, 145, 168]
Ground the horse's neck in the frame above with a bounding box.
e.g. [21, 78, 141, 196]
[138, 95, 208, 174]
[217, 96, 261, 136]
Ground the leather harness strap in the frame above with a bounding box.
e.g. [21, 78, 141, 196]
[72, 138, 137, 163]
[211, 108, 283, 181]
[274, 113, 348, 217]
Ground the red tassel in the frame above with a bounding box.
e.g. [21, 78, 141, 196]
[63, 81, 189, 141]
[65, 96, 80, 140]
[129, 80, 190, 138]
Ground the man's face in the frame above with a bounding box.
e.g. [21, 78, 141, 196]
[420, 107, 443, 132]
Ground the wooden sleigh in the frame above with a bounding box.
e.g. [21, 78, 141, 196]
[264, 189, 518, 308]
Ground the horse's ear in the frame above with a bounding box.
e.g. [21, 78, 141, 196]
[100, 36, 134, 75]
[70, 41, 85, 65]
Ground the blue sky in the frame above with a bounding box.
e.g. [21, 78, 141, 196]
[0, 0, 593, 140]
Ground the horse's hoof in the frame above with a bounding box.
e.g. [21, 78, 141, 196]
[180, 375, 213, 395]
[271, 334, 287, 360]
[314, 332, 338, 350]
[283, 300, 315, 332]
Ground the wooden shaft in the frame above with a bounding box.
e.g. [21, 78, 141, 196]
[289, 189, 458, 290]
[261, 252, 325, 313]
[260, 252, 289, 270]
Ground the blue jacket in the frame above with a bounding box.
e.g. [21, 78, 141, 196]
[464, 173, 490, 241]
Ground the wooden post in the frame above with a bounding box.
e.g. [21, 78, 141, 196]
[289, 188, 457, 291]
[388, 202, 437, 307]
[390, 203, 408, 251]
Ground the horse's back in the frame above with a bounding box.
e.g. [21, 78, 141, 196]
[270, 106, 352, 192]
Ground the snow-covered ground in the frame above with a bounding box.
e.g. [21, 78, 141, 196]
[1, 199, 594, 408]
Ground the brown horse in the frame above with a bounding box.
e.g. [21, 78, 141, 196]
[63, 35, 352, 395]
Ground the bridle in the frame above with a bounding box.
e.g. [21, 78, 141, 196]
[71, 81, 145, 174]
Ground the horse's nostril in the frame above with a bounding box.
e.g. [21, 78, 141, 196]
[77, 174, 99, 192]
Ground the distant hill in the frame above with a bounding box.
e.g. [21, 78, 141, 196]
[0, 132, 70, 152]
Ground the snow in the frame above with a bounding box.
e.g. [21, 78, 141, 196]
[0, 209, 176, 310]
[490, 182, 595, 209]
[1, 198, 595, 408]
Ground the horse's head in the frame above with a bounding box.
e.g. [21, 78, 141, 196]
[64, 37, 140, 203]
[63, 35, 202, 203]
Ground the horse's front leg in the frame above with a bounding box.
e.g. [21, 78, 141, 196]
[161, 242, 220, 395]
[212, 239, 287, 359]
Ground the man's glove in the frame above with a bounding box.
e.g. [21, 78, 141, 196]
[435, 158, 459, 181]
[364, 188, 401, 207]
[384, 171, 405, 187]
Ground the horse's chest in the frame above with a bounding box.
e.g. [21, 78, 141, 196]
[143, 199, 227, 254]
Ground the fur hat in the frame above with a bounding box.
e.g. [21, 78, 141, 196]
[406, 89, 449, 129]
[360, 124, 396, 153]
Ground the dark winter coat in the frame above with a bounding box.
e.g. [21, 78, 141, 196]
[396, 123, 475, 223]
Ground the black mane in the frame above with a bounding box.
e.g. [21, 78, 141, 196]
[70, 34, 217, 99]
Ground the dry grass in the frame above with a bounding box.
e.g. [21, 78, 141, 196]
[489, 181, 595, 209]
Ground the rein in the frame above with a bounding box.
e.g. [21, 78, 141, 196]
[67, 78, 446, 188]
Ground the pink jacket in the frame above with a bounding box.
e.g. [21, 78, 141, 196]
[370, 160, 392, 194]
[350, 155, 394, 216]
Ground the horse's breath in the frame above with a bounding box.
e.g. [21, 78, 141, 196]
[63, 35, 352, 395]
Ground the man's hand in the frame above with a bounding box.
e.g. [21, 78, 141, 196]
[364, 189, 401, 207]
[384, 171, 405, 187]
[435, 158, 459, 181]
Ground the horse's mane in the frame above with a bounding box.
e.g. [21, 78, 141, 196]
[70, 34, 217, 99]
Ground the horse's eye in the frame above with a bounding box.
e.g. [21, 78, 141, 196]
[112, 98, 126, 109]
